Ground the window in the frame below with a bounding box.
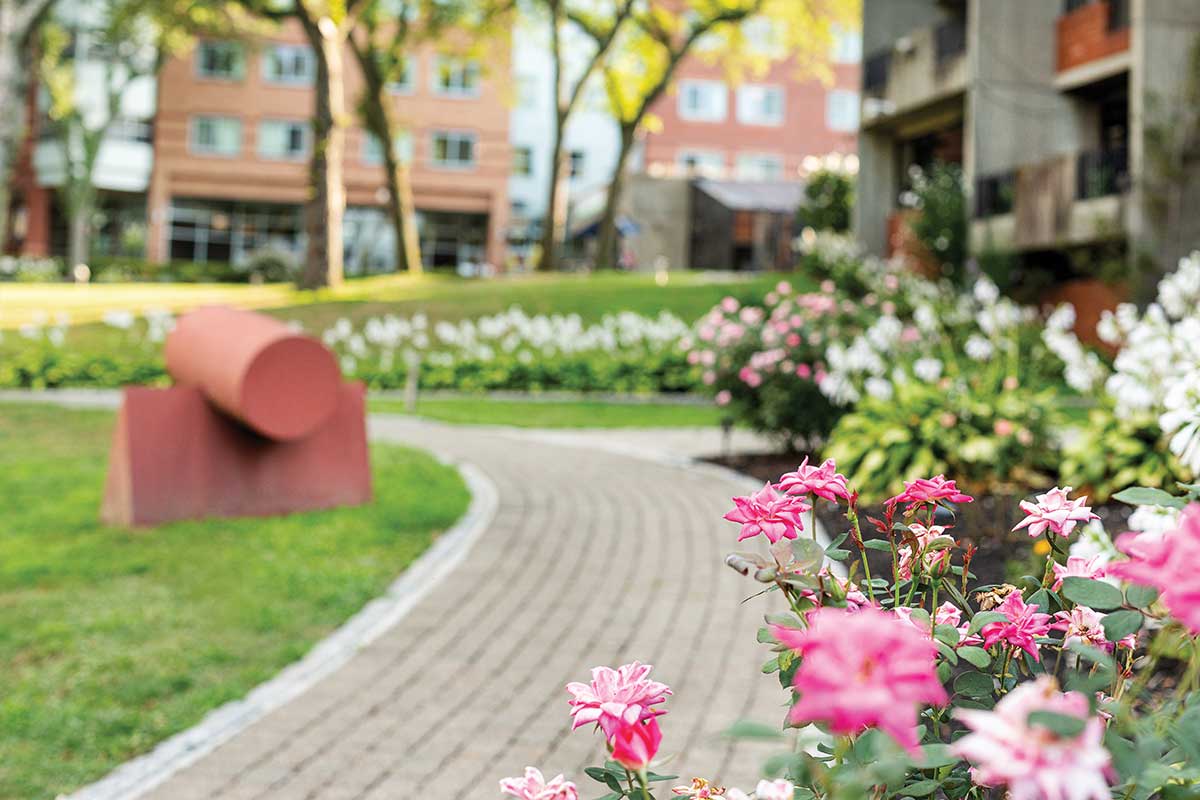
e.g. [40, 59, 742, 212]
[830, 25, 863, 64]
[736, 153, 785, 181]
[513, 146, 534, 176]
[258, 119, 309, 160]
[677, 150, 724, 178]
[743, 17, 785, 58]
[678, 80, 727, 122]
[569, 150, 585, 179]
[431, 131, 476, 168]
[433, 58, 481, 97]
[388, 57, 416, 93]
[196, 41, 243, 79]
[736, 84, 785, 126]
[362, 131, 414, 165]
[826, 89, 860, 132]
[190, 115, 242, 156]
[263, 45, 314, 85]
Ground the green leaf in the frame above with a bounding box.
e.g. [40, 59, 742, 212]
[934, 624, 961, 646]
[864, 539, 892, 552]
[1067, 640, 1115, 668]
[726, 720, 784, 740]
[1112, 487, 1186, 509]
[967, 611, 1008, 635]
[900, 779, 940, 797]
[1060, 577, 1124, 611]
[761, 655, 780, 674]
[1026, 588, 1052, 614]
[1101, 609, 1143, 642]
[792, 538, 826, 571]
[915, 743, 960, 768]
[645, 772, 678, 783]
[954, 671, 994, 698]
[1125, 584, 1159, 609]
[958, 645, 992, 669]
[1027, 710, 1086, 737]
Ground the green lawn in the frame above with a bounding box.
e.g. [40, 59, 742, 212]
[370, 395, 726, 428]
[0, 404, 469, 800]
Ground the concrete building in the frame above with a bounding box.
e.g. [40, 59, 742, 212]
[855, 0, 1200, 295]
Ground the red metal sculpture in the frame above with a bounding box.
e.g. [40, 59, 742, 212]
[102, 306, 372, 526]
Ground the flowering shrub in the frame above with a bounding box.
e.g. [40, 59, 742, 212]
[1047, 252, 1200, 499]
[321, 307, 694, 394]
[504, 459, 1200, 800]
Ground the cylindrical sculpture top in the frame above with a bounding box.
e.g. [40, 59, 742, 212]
[165, 306, 342, 441]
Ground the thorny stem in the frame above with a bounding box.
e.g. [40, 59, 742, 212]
[846, 504, 876, 603]
[634, 770, 652, 800]
[930, 580, 940, 634]
[999, 646, 1015, 692]
[810, 497, 818, 542]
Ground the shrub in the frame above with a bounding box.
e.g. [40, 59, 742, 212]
[904, 162, 968, 285]
[796, 168, 854, 233]
[0, 255, 64, 282]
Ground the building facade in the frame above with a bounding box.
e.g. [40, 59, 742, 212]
[856, 0, 1200, 300]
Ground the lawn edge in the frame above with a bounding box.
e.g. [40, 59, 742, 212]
[63, 459, 498, 800]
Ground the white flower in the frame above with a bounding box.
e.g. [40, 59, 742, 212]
[103, 310, 136, 330]
[865, 376, 894, 401]
[973, 277, 1000, 306]
[964, 335, 994, 361]
[913, 357, 943, 383]
[1128, 505, 1183, 539]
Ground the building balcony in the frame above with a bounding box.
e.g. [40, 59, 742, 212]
[1056, 0, 1131, 90]
[861, 16, 968, 130]
[970, 147, 1129, 252]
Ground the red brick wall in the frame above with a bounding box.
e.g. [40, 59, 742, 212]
[1057, 2, 1130, 72]
[642, 57, 860, 179]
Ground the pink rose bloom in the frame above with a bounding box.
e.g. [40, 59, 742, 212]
[723, 484, 811, 543]
[882, 301, 897, 315]
[774, 606, 947, 753]
[994, 419, 1014, 436]
[820, 279, 835, 293]
[900, 325, 921, 343]
[500, 768, 579, 800]
[953, 676, 1111, 800]
[566, 662, 671, 739]
[795, 363, 812, 379]
[702, 370, 717, 386]
[897, 523, 954, 580]
[687, 350, 701, 365]
[778, 456, 851, 502]
[755, 780, 795, 800]
[1012, 487, 1099, 539]
[776, 280, 792, 295]
[1108, 503, 1200, 635]
[1051, 555, 1107, 591]
[721, 297, 740, 313]
[980, 592, 1052, 661]
[785, 332, 801, 347]
[765, 292, 779, 306]
[886, 475, 974, 511]
[790, 568, 872, 612]
[884, 274, 900, 291]
[738, 367, 762, 388]
[611, 717, 662, 771]
[1052, 606, 1133, 653]
[714, 390, 732, 407]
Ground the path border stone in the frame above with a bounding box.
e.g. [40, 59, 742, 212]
[64, 460, 498, 800]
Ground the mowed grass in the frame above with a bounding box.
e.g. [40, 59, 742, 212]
[370, 395, 725, 428]
[0, 404, 469, 800]
[1, 270, 789, 330]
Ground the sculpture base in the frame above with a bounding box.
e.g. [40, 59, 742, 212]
[101, 383, 372, 527]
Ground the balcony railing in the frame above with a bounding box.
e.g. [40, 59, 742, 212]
[934, 18, 967, 66]
[1107, 0, 1130, 31]
[974, 171, 1016, 218]
[1077, 146, 1129, 200]
[863, 50, 891, 95]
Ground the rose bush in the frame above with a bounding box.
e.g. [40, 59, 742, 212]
[502, 458, 1200, 800]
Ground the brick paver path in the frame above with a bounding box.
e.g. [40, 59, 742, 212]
[141, 417, 787, 799]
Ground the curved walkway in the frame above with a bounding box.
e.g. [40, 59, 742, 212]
[84, 412, 790, 798]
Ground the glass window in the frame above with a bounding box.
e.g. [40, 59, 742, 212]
[362, 131, 414, 165]
[388, 56, 416, 93]
[830, 25, 863, 64]
[431, 131, 476, 168]
[569, 150, 585, 179]
[433, 58, 481, 97]
[196, 41, 243, 79]
[258, 119, 309, 160]
[676, 150, 724, 178]
[826, 89, 861, 132]
[678, 80, 727, 122]
[736, 153, 785, 181]
[736, 84, 785, 126]
[262, 44, 314, 85]
[190, 115, 242, 156]
[513, 145, 534, 176]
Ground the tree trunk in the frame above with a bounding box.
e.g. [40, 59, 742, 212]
[66, 196, 88, 268]
[0, 6, 25, 250]
[536, 116, 567, 271]
[299, 19, 346, 290]
[386, 155, 422, 273]
[595, 124, 636, 270]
